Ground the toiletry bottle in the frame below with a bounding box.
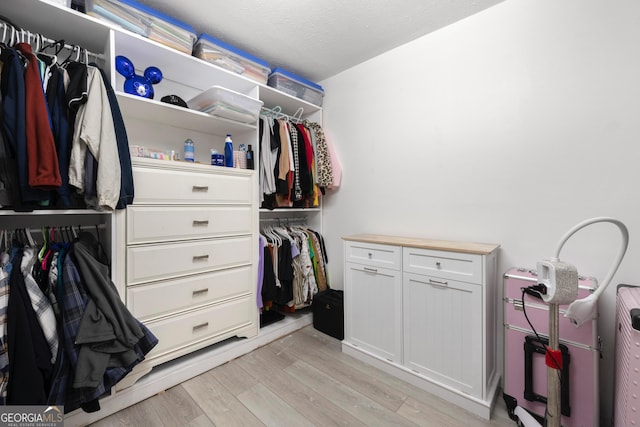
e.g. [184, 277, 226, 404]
[224, 134, 233, 167]
[246, 144, 254, 170]
[184, 138, 195, 162]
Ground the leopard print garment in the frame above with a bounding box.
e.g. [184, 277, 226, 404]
[303, 121, 333, 188]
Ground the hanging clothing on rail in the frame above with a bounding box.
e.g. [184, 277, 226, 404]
[6, 244, 52, 405]
[69, 66, 121, 210]
[0, 228, 157, 412]
[259, 117, 334, 210]
[259, 225, 329, 311]
[15, 42, 62, 191]
[0, 32, 134, 211]
[0, 44, 50, 206]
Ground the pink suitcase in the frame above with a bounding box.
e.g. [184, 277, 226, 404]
[613, 285, 640, 427]
[503, 267, 600, 427]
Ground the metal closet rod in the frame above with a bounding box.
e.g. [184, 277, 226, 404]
[260, 106, 305, 123]
[0, 18, 102, 61]
[259, 216, 308, 225]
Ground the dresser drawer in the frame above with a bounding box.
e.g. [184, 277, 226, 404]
[344, 241, 401, 270]
[143, 295, 254, 360]
[127, 266, 251, 320]
[403, 247, 482, 284]
[126, 205, 252, 244]
[126, 236, 251, 285]
[133, 167, 252, 205]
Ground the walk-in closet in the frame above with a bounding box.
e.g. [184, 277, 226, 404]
[1, 1, 639, 426]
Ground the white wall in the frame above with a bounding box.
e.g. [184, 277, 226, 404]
[320, 0, 640, 424]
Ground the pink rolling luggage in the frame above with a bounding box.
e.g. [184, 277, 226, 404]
[503, 267, 600, 427]
[613, 284, 640, 427]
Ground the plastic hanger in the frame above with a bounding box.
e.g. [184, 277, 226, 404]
[38, 226, 49, 261]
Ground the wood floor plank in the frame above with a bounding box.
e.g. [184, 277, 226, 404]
[270, 329, 408, 412]
[284, 359, 420, 427]
[147, 385, 207, 426]
[305, 330, 513, 422]
[89, 325, 514, 427]
[185, 414, 216, 427]
[89, 394, 164, 427]
[182, 371, 265, 427]
[236, 343, 367, 427]
[208, 358, 260, 396]
[237, 382, 315, 427]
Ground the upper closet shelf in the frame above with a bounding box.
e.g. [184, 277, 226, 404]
[3, 0, 111, 53]
[113, 30, 258, 96]
[259, 86, 322, 117]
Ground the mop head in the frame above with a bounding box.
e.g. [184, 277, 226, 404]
[537, 258, 579, 304]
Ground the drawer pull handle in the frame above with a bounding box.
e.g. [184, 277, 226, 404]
[435, 261, 441, 268]
[192, 322, 209, 331]
[368, 252, 372, 258]
[192, 255, 209, 262]
[192, 288, 209, 296]
[363, 267, 378, 273]
[192, 220, 209, 226]
[192, 185, 209, 192]
[429, 278, 448, 287]
[514, 299, 524, 311]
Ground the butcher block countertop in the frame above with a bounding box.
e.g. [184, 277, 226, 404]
[342, 233, 500, 255]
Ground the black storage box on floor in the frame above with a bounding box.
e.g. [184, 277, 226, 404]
[312, 289, 344, 340]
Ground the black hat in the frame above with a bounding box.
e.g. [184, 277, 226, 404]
[161, 94, 188, 108]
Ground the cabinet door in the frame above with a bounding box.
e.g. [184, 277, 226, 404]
[403, 272, 483, 398]
[344, 262, 402, 363]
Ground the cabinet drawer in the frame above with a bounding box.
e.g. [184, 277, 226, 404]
[403, 247, 482, 284]
[344, 241, 401, 270]
[133, 167, 252, 204]
[127, 266, 251, 320]
[143, 295, 254, 360]
[127, 205, 252, 244]
[126, 236, 251, 285]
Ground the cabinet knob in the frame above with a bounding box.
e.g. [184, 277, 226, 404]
[368, 252, 372, 258]
[436, 261, 441, 268]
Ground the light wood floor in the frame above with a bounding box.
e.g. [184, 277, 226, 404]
[90, 325, 516, 427]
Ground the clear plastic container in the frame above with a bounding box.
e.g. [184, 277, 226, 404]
[193, 33, 270, 84]
[267, 67, 324, 107]
[187, 86, 264, 123]
[86, 0, 197, 54]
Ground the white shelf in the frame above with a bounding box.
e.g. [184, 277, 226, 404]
[117, 93, 257, 135]
[259, 85, 322, 117]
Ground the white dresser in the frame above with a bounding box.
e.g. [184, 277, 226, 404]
[115, 158, 259, 386]
[343, 234, 500, 419]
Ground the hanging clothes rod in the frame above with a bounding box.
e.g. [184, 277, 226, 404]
[259, 216, 308, 225]
[260, 106, 305, 124]
[0, 19, 103, 62]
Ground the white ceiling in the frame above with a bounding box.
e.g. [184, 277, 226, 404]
[136, 0, 506, 83]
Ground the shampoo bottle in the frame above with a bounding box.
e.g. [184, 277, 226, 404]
[246, 144, 254, 170]
[224, 134, 233, 167]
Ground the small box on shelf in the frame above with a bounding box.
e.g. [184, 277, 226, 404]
[267, 68, 324, 107]
[86, 0, 197, 54]
[193, 33, 270, 84]
[187, 86, 263, 123]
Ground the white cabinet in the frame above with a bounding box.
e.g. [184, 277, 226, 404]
[119, 159, 258, 374]
[342, 234, 500, 420]
[344, 265, 401, 361]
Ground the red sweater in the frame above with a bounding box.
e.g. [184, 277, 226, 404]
[16, 42, 61, 190]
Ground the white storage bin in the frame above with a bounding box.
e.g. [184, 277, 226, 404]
[267, 67, 324, 107]
[86, 0, 197, 54]
[194, 33, 270, 84]
[187, 86, 263, 123]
